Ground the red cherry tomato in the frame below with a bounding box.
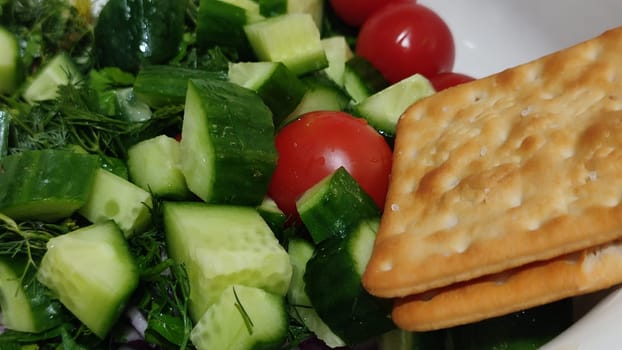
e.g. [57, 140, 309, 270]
[268, 111, 393, 220]
[356, 3, 455, 84]
[428, 72, 475, 91]
[329, 0, 416, 27]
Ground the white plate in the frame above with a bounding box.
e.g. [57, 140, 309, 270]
[418, 0, 622, 348]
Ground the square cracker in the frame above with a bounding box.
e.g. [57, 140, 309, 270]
[363, 26, 622, 298]
[392, 240, 622, 331]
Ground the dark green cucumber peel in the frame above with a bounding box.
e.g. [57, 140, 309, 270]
[0, 150, 100, 221]
[196, 0, 254, 59]
[0, 110, 9, 158]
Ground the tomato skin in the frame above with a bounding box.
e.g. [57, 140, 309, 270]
[356, 3, 455, 84]
[329, 0, 416, 27]
[429, 72, 475, 91]
[268, 111, 393, 220]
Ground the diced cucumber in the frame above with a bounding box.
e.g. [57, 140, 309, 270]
[0, 150, 100, 222]
[228, 61, 306, 125]
[180, 78, 277, 206]
[127, 135, 190, 200]
[288, 238, 345, 348]
[115, 87, 152, 122]
[257, 0, 286, 17]
[22, 53, 81, 103]
[286, 0, 324, 29]
[257, 196, 288, 241]
[296, 167, 380, 244]
[133, 65, 226, 107]
[196, 0, 264, 58]
[244, 13, 328, 75]
[0, 25, 21, 95]
[99, 154, 129, 179]
[79, 168, 153, 237]
[321, 36, 353, 87]
[344, 55, 389, 104]
[163, 202, 292, 322]
[0, 110, 10, 158]
[0, 256, 63, 333]
[281, 74, 350, 126]
[304, 218, 396, 345]
[190, 285, 288, 350]
[353, 73, 435, 137]
[37, 221, 139, 338]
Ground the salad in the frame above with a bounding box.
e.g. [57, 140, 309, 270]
[0, 0, 574, 349]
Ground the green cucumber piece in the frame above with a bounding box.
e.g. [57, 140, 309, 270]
[304, 218, 395, 345]
[0, 110, 9, 158]
[163, 202, 292, 322]
[180, 78, 277, 206]
[281, 74, 350, 126]
[228, 61, 306, 125]
[79, 168, 153, 237]
[344, 55, 389, 103]
[37, 221, 139, 338]
[321, 36, 353, 87]
[286, 0, 324, 29]
[0, 150, 100, 222]
[99, 154, 130, 179]
[244, 13, 328, 75]
[114, 87, 152, 122]
[190, 285, 288, 350]
[288, 238, 345, 348]
[353, 73, 435, 137]
[22, 53, 81, 103]
[257, 0, 286, 17]
[256, 197, 288, 241]
[94, 0, 185, 72]
[296, 167, 380, 244]
[127, 134, 190, 200]
[0, 25, 21, 95]
[0, 256, 63, 333]
[133, 65, 225, 107]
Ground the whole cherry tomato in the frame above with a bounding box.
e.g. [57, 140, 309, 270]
[356, 3, 455, 84]
[329, 0, 417, 27]
[268, 111, 393, 220]
[428, 72, 475, 91]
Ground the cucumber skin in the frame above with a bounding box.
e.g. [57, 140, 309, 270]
[0, 110, 9, 158]
[0, 150, 100, 222]
[181, 78, 278, 206]
[196, 0, 254, 59]
[304, 221, 395, 345]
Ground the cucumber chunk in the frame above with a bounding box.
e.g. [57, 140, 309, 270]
[244, 13, 328, 75]
[256, 196, 288, 241]
[0, 257, 63, 333]
[228, 61, 307, 125]
[304, 218, 396, 345]
[37, 221, 139, 338]
[0, 25, 21, 95]
[0, 150, 100, 222]
[288, 238, 345, 348]
[344, 55, 389, 104]
[190, 285, 288, 350]
[353, 73, 435, 137]
[127, 135, 190, 200]
[0, 110, 8, 158]
[22, 53, 81, 103]
[79, 168, 153, 237]
[163, 202, 292, 322]
[180, 78, 277, 206]
[297, 167, 380, 244]
[321, 36, 353, 88]
[286, 0, 324, 29]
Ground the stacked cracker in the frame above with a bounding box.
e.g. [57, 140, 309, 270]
[362, 27, 622, 331]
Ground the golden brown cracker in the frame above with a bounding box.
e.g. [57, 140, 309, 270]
[392, 241, 622, 331]
[363, 26, 622, 298]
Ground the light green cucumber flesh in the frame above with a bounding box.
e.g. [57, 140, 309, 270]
[0, 257, 63, 333]
[287, 238, 345, 348]
[22, 53, 81, 103]
[114, 87, 152, 122]
[190, 285, 287, 350]
[354, 73, 436, 137]
[0, 149, 100, 222]
[79, 168, 153, 237]
[163, 202, 292, 322]
[296, 167, 380, 244]
[244, 13, 328, 75]
[286, 0, 324, 29]
[180, 78, 277, 206]
[321, 36, 353, 87]
[0, 26, 20, 94]
[127, 134, 190, 200]
[36, 221, 139, 338]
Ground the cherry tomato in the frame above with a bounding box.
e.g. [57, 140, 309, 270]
[356, 3, 455, 84]
[329, 0, 416, 27]
[429, 72, 475, 91]
[268, 111, 393, 220]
